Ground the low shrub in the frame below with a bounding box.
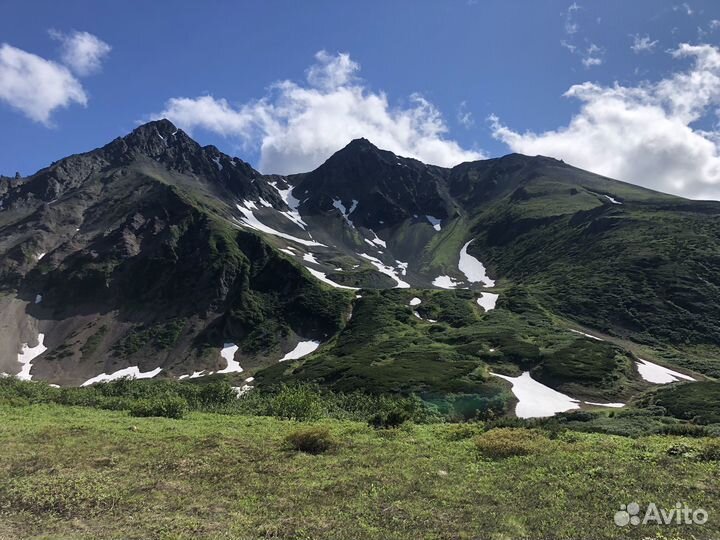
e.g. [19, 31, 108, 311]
[368, 409, 410, 429]
[474, 428, 546, 459]
[129, 397, 187, 419]
[442, 423, 484, 441]
[556, 410, 600, 423]
[285, 426, 334, 454]
[666, 444, 696, 457]
[269, 385, 326, 421]
[657, 423, 709, 437]
[698, 440, 720, 461]
[197, 380, 236, 408]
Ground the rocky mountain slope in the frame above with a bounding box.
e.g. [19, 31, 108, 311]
[2, 119, 718, 418]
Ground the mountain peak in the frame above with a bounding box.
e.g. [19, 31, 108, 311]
[344, 137, 378, 150]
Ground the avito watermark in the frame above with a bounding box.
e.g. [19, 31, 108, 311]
[615, 502, 708, 527]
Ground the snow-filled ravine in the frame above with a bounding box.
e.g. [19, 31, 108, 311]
[280, 340, 320, 362]
[359, 253, 410, 288]
[82, 365, 162, 386]
[235, 201, 323, 247]
[459, 241, 495, 287]
[491, 371, 625, 418]
[16, 333, 47, 381]
[268, 181, 307, 229]
[635, 358, 695, 384]
[217, 343, 243, 373]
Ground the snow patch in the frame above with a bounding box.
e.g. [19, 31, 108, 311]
[605, 195, 622, 205]
[37, 252, 46, 261]
[585, 401, 625, 408]
[231, 385, 254, 397]
[268, 181, 307, 229]
[477, 292, 499, 312]
[306, 267, 359, 290]
[432, 275, 461, 289]
[367, 230, 387, 248]
[303, 252, 319, 264]
[395, 261, 408, 276]
[236, 202, 323, 247]
[636, 359, 695, 384]
[492, 371, 580, 418]
[81, 365, 162, 387]
[17, 333, 47, 381]
[409, 297, 422, 306]
[332, 198, 359, 227]
[280, 340, 320, 362]
[217, 343, 242, 373]
[212, 156, 223, 171]
[459, 241, 495, 287]
[279, 248, 295, 256]
[35, 294, 42, 304]
[569, 329, 604, 341]
[359, 253, 410, 288]
[425, 215, 442, 231]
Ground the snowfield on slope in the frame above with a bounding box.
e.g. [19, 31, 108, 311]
[217, 343, 243, 373]
[459, 241, 495, 287]
[16, 333, 47, 381]
[306, 267, 359, 290]
[236, 202, 323, 247]
[280, 340, 320, 362]
[432, 275, 461, 289]
[268, 181, 307, 229]
[476, 292, 499, 312]
[491, 371, 580, 418]
[359, 253, 410, 288]
[635, 359, 695, 384]
[82, 365, 162, 387]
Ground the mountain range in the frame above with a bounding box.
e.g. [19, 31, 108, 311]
[2, 119, 718, 418]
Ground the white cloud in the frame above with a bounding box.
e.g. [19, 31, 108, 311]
[50, 30, 111, 75]
[0, 43, 87, 124]
[457, 101, 474, 128]
[560, 4, 604, 69]
[581, 44, 604, 67]
[490, 44, 720, 200]
[631, 34, 659, 54]
[155, 50, 483, 174]
[674, 2, 694, 16]
[564, 2, 581, 35]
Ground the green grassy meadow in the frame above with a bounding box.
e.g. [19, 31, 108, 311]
[1, 403, 719, 540]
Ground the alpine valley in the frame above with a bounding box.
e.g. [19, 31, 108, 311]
[2, 119, 720, 420]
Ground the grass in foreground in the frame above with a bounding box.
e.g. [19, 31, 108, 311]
[1, 404, 719, 540]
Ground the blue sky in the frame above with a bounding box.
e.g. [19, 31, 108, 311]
[2, 1, 720, 198]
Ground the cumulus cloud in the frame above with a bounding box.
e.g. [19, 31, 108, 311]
[631, 34, 659, 54]
[0, 43, 87, 124]
[154, 50, 483, 174]
[50, 30, 111, 75]
[490, 44, 720, 200]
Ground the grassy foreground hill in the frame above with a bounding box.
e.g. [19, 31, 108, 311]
[2, 378, 720, 539]
[1, 403, 719, 540]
